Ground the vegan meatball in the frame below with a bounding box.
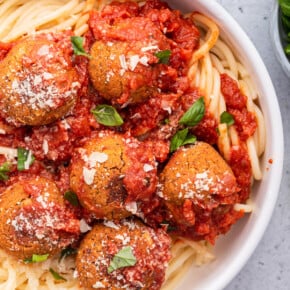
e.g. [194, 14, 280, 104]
[70, 132, 158, 219]
[88, 15, 171, 105]
[76, 219, 171, 290]
[89, 40, 159, 105]
[159, 142, 242, 243]
[0, 32, 81, 126]
[0, 176, 80, 260]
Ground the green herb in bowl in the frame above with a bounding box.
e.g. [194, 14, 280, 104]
[278, 0, 290, 54]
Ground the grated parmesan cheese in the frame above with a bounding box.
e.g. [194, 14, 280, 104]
[37, 45, 50, 56]
[119, 54, 128, 70]
[0, 146, 17, 158]
[143, 163, 154, 172]
[80, 219, 92, 233]
[139, 56, 149, 66]
[61, 119, 71, 130]
[103, 220, 120, 230]
[88, 152, 108, 167]
[194, 171, 213, 193]
[93, 281, 106, 289]
[83, 167, 96, 185]
[125, 202, 138, 214]
[141, 45, 159, 52]
[42, 139, 49, 155]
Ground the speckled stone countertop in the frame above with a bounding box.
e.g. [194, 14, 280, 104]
[215, 0, 290, 289]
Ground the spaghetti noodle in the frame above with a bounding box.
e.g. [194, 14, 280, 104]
[0, 0, 265, 289]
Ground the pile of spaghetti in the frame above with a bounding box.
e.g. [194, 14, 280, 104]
[0, 0, 265, 289]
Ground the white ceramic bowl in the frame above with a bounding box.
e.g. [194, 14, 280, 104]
[167, 0, 284, 289]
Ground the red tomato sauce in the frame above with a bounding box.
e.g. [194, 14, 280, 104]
[220, 73, 257, 141]
[220, 73, 255, 202]
[229, 144, 252, 202]
[0, 41, 13, 61]
[124, 139, 158, 201]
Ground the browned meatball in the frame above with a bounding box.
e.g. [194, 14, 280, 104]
[0, 33, 81, 126]
[0, 177, 80, 260]
[76, 219, 171, 290]
[89, 40, 157, 105]
[159, 142, 240, 242]
[88, 17, 171, 106]
[70, 132, 158, 219]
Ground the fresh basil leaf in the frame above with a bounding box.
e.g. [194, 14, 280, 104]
[170, 128, 189, 152]
[155, 50, 171, 64]
[107, 246, 137, 273]
[64, 191, 79, 207]
[24, 254, 49, 264]
[71, 36, 91, 58]
[220, 111, 235, 126]
[59, 246, 78, 261]
[170, 128, 196, 153]
[179, 97, 205, 126]
[91, 105, 124, 126]
[0, 162, 11, 181]
[17, 148, 35, 171]
[182, 135, 197, 146]
[49, 268, 67, 281]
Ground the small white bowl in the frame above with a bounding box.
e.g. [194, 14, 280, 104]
[167, 0, 284, 289]
[270, 1, 290, 78]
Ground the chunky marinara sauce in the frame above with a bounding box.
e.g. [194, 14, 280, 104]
[220, 73, 257, 201]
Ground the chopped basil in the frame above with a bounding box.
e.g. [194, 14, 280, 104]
[91, 105, 124, 127]
[155, 50, 171, 64]
[0, 162, 11, 181]
[64, 191, 79, 207]
[220, 111, 235, 126]
[107, 246, 137, 273]
[49, 268, 67, 281]
[179, 97, 205, 127]
[24, 254, 49, 264]
[17, 148, 35, 171]
[59, 246, 78, 261]
[170, 128, 196, 153]
[71, 36, 91, 58]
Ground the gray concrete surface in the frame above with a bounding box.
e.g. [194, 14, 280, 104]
[216, 0, 290, 289]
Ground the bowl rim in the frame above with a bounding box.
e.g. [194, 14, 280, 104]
[167, 0, 284, 289]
